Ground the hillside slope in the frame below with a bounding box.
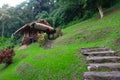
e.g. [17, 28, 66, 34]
[55, 7, 120, 50]
[0, 7, 120, 80]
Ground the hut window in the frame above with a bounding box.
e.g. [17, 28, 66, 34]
[23, 32, 29, 37]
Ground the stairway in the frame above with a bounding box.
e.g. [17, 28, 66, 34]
[81, 47, 120, 80]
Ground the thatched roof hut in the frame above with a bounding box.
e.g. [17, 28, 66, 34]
[14, 19, 54, 35]
[14, 19, 55, 45]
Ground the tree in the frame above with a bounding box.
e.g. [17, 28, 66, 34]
[97, 0, 104, 18]
[0, 8, 11, 38]
[28, 0, 52, 16]
[35, 11, 49, 19]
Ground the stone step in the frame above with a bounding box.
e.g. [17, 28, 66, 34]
[87, 56, 120, 63]
[88, 63, 120, 71]
[81, 47, 110, 53]
[83, 71, 120, 80]
[83, 51, 115, 56]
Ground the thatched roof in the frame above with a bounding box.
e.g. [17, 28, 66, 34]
[14, 19, 54, 35]
[32, 22, 54, 30]
[36, 19, 51, 26]
[14, 23, 31, 35]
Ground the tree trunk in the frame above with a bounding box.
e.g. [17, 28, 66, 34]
[2, 22, 5, 39]
[98, 5, 104, 19]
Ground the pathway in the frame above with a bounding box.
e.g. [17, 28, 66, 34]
[81, 47, 120, 80]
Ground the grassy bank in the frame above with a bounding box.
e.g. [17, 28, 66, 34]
[0, 6, 120, 80]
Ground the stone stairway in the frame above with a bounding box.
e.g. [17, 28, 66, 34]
[83, 51, 115, 56]
[81, 47, 120, 80]
[88, 63, 120, 71]
[87, 56, 120, 63]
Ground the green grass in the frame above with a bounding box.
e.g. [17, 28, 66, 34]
[0, 6, 120, 80]
[55, 6, 120, 50]
[0, 43, 87, 80]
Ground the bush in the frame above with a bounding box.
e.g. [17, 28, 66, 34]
[0, 36, 15, 49]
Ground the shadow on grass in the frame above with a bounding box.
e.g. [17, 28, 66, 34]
[0, 64, 11, 71]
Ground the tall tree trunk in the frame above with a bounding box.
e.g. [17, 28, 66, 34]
[2, 22, 5, 39]
[98, 5, 104, 18]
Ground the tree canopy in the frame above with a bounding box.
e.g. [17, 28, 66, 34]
[0, 0, 119, 37]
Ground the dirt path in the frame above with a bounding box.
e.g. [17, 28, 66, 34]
[18, 45, 28, 50]
[44, 40, 54, 49]
[18, 40, 54, 50]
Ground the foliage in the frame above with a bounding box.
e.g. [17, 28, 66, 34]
[35, 11, 49, 19]
[0, 0, 119, 38]
[0, 36, 15, 50]
[0, 4, 120, 80]
[0, 48, 15, 65]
